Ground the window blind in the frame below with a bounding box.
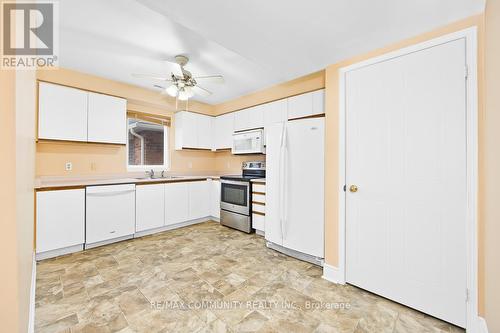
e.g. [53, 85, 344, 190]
[127, 111, 171, 127]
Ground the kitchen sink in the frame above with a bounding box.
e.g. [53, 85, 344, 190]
[134, 175, 186, 180]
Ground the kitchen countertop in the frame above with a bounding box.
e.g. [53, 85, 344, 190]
[35, 173, 222, 190]
[251, 178, 266, 183]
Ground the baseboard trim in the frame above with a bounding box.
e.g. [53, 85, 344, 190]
[266, 241, 324, 266]
[478, 316, 488, 333]
[322, 263, 345, 284]
[28, 253, 36, 333]
[134, 217, 214, 238]
[36, 244, 84, 261]
[85, 235, 134, 249]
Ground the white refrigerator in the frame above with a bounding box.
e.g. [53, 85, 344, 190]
[265, 117, 325, 262]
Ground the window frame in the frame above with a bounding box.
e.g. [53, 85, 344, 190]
[126, 118, 170, 172]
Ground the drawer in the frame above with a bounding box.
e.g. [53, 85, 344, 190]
[252, 184, 266, 193]
[252, 213, 265, 231]
[252, 203, 265, 214]
[252, 193, 265, 203]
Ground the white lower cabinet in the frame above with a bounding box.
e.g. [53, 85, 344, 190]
[251, 181, 266, 232]
[86, 184, 136, 245]
[36, 189, 85, 255]
[135, 184, 165, 232]
[164, 182, 190, 226]
[210, 179, 221, 219]
[188, 181, 211, 220]
[252, 213, 265, 232]
[36, 180, 219, 258]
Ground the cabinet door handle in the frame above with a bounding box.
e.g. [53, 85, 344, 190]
[110, 231, 116, 234]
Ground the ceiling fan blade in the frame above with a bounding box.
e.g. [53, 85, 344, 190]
[153, 85, 169, 95]
[164, 60, 184, 77]
[192, 85, 212, 97]
[132, 73, 172, 81]
[193, 75, 224, 83]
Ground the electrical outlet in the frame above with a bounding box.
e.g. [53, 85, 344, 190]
[65, 162, 72, 171]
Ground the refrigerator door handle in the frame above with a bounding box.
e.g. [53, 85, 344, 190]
[278, 123, 286, 243]
[281, 125, 288, 240]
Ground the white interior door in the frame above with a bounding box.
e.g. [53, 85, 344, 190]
[345, 39, 467, 327]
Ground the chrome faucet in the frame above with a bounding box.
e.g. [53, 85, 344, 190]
[145, 169, 154, 178]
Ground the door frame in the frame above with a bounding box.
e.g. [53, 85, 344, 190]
[336, 27, 478, 331]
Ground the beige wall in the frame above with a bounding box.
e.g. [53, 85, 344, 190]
[0, 0, 37, 330]
[483, 1, 500, 331]
[37, 68, 215, 115]
[35, 67, 324, 176]
[31, 10, 498, 330]
[215, 13, 494, 327]
[36, 117, 217, 176]
[35, 69, 217, 176]
[321, 12, 493, 324]
[214, 71, 325, 115]
[323, 14, 485, 264]
[0, 49, 22, 333]
[214, 151, 266, 173]
[15, 69, 37, 333]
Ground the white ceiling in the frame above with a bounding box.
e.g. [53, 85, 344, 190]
[59, 0, 485, 104]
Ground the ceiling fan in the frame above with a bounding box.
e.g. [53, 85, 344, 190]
[132, 55, 223, 101]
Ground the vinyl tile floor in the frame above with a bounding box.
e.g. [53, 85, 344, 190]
[35, 221, 464, 333]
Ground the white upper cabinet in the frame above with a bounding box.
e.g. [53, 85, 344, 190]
[312, 89, 325, 116]
[135, 184, 165, 232]
[38, 82, 127, 144]
[197, 114, 213, 150]
[87, 92, 127, 144]
[287, 89, 325, 120]
[175, 111, 213, 150]
[175, 111, 197, 149]
[234, 106, 264, 131]
[38, 82, 88, 142]
[188, 181, 211, 220]
[263, 99, 287, 126]
[214, 113, 234, 150]
[164, 182, 190, 226]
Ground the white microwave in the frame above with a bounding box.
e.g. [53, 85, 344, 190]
[232, 129, 265, 155]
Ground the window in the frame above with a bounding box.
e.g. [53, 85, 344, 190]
[126, 117, 169, 171]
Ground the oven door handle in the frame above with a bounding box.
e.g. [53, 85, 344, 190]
[220, 179, 249, 187]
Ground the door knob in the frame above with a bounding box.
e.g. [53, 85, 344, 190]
[349, 185, 358, 193]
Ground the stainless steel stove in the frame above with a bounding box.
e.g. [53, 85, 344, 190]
[220, 161, 265, 233]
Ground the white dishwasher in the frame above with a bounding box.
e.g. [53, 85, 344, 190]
[86, 184, 136, 247]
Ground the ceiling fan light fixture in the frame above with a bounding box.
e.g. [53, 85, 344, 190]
[177, 87, 190, 101]
[184, 86, 195, 98]
[165, 84, 179, 97]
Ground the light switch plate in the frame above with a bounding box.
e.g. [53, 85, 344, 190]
[65, 162, 72, 171]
